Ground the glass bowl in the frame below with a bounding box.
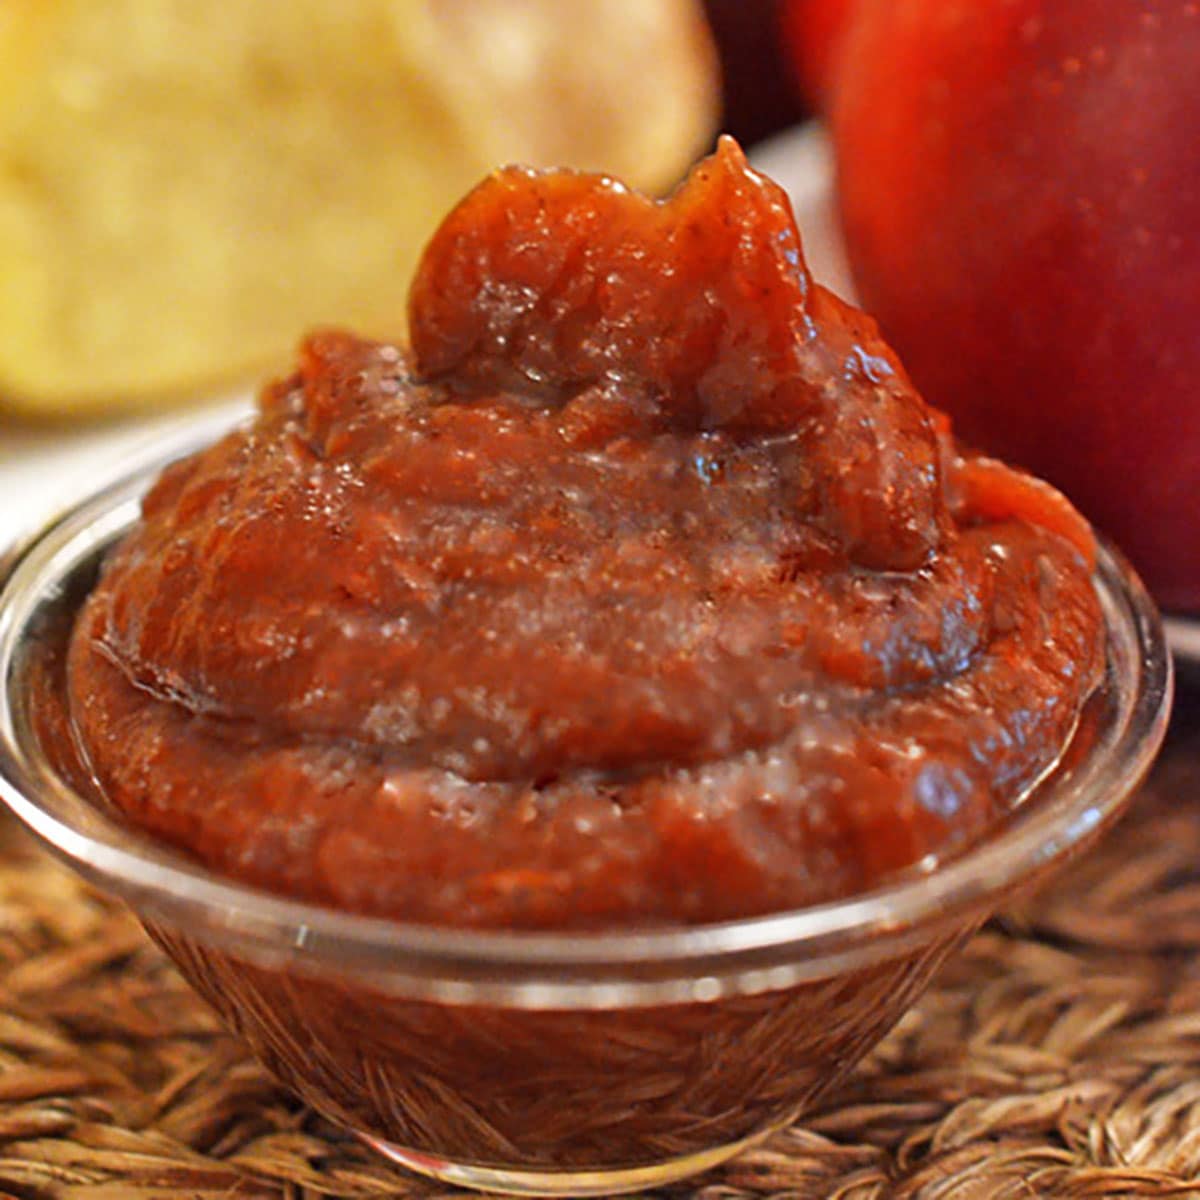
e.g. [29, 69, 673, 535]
[0, 423, 1173, 1197]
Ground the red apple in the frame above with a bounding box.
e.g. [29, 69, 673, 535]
[833, 0, 1200, 610]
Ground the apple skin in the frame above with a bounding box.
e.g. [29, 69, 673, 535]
[832, 0, 1200, 611]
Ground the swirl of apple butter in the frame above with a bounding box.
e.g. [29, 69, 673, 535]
[67, 139, 1104, 929]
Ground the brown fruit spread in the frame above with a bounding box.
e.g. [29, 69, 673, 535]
[67, 139, 1104, 930]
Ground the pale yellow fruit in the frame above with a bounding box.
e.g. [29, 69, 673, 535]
[0, 0, 717, 414]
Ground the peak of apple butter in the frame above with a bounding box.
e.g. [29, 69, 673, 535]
[410, 136, 948, 572]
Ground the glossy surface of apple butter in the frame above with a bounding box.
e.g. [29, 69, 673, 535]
[66, 140, 1104, 929]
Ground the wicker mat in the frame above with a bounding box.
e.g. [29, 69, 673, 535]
[3, 684, 1200, 1200]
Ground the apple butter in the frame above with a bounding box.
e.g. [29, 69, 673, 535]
[66, 139, 1104, 929]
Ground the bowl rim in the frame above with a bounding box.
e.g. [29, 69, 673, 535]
[0, 414, 1174, 1007]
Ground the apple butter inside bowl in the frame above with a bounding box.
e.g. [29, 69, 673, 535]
[66, 139, 1105, 930]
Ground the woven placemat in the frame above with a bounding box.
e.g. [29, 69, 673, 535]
[3, 685, 1200, 1200]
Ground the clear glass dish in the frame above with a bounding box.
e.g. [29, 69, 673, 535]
[0, 423, 1173, 1196]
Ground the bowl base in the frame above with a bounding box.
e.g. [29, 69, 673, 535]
[359, 1123, 781, 1197]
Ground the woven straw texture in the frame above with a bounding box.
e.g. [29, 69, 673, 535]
[2, 684, 1199, 1199]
